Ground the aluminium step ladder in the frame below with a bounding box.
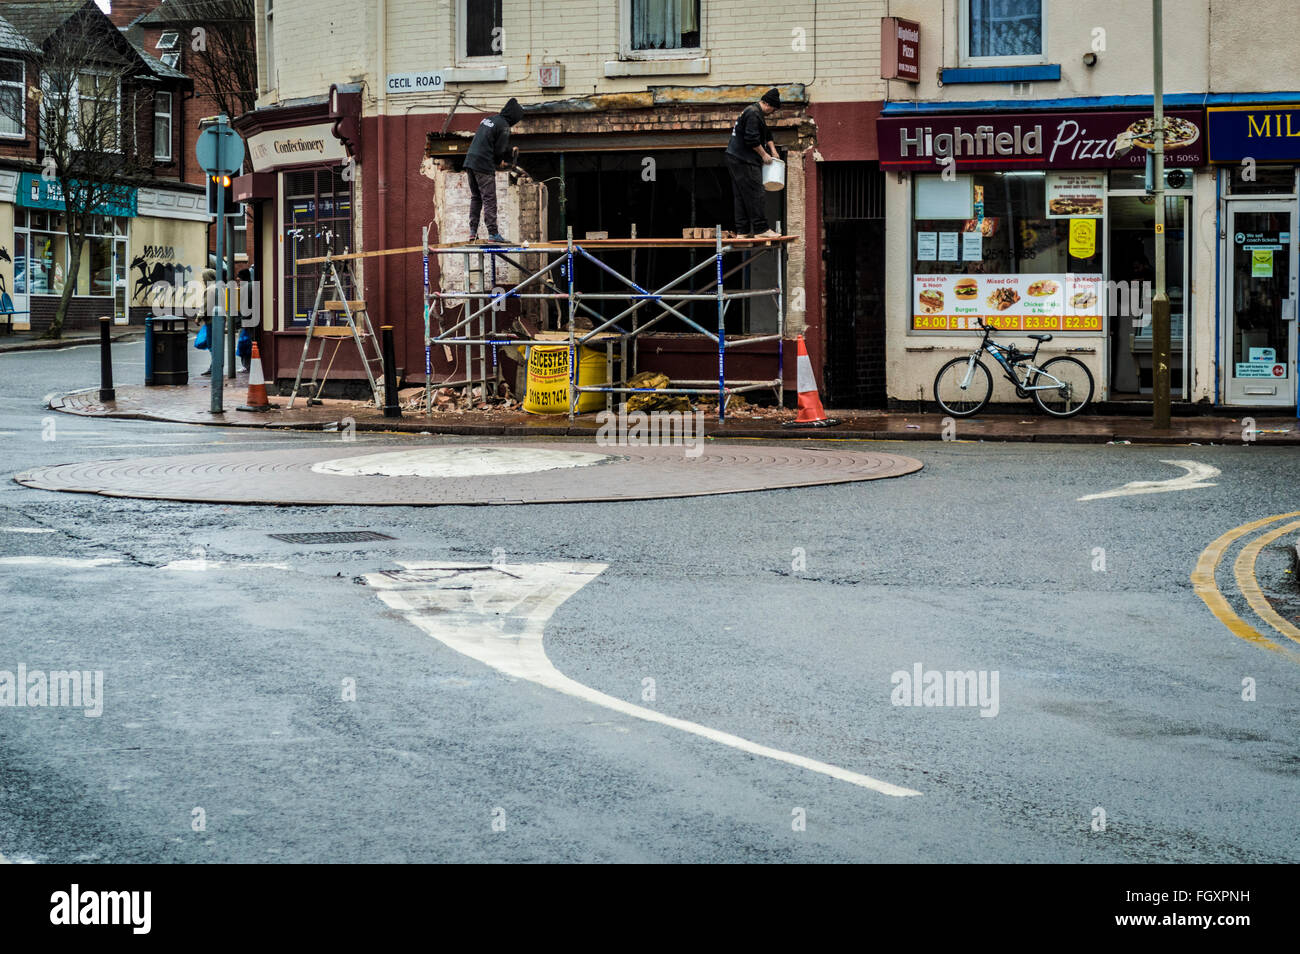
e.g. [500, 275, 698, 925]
[287, 254, 385, 409]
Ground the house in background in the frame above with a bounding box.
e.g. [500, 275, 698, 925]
[0, 0, 203, 334]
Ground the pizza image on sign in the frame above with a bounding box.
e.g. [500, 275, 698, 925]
[1048, 196, 1103, 216]
[1126, 116, 1200, 151]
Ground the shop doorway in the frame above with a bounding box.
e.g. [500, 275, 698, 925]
[1106, 193, 1189, 400]
[1223, 203, 1297, 405]
[822, 162, 885, 407]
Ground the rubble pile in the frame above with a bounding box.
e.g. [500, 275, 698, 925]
[401, 381, 519, 414]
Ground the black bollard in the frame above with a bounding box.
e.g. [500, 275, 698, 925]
[381, 325, 401, 418]
[98, 316, 115, 402]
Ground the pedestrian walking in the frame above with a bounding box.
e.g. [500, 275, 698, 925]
[464, 97, 525, 245]
[725, 88, 782, 239]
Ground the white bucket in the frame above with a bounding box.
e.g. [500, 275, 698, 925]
[762, 158, 786, 192]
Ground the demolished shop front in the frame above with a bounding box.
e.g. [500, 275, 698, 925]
[877, 106, 1210, 407]
[1207, 103, 1300, 409]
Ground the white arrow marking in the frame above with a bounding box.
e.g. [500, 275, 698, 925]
[1078, 459, 1220, 501]
[366, 562, 920, 797]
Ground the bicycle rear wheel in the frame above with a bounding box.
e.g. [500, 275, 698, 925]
[1031, 357, 1094, 417]
[934, 356, 992, 417]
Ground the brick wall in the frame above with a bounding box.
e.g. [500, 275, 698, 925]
[262, 0, 888, 108]
[29, 296, 116, 335]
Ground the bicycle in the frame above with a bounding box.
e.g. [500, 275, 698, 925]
[933, 317, 1094, 418]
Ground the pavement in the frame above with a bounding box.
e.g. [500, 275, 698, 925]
[48, 374, 1300, 445]
[0, 329, 141, 354]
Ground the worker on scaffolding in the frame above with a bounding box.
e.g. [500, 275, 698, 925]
[464, 97, 525, 245]
[725, 88, 782, 240]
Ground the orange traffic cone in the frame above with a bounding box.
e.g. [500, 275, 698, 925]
[783, 335, 839, 428]
[237, 341, 275, 412]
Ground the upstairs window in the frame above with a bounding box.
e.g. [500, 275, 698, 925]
[630, 0, 702, 52]
[460, 0, 503, 60]
[154, 90, 172, 161]
[0, 58, 24, 138]
[964, 0, 1044, 64]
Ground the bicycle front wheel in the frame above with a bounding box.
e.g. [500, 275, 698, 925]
[934, 356, 992, 417]
[1031, 357, 1094, 417]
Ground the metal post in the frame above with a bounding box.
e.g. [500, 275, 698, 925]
[716, 224, 725, 422]
[98, 316, 115, 402]
[423, 225, 431, 418]
[381, 325, 401, 417]
[210, 133, 226, 413]
[143, 315, 154, 386]
[226, 216, 237, 380]
[776, 219, 785, 406]
[1152, 0, 1171, 429]
[567, 226, 576, 423]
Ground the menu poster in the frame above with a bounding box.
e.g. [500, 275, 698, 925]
[962, 231, 982, 261]
[938, 232, 959, 261]
[912, 273, 1105, 332]
[917, 232, 938, 260]
[1045, 172, 1105, 220]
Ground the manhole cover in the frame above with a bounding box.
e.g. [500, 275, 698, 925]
[268, 531, 396, 544]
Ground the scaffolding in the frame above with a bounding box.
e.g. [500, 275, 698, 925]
[299, 226, 793, 421]
[424, 225, 792, 422]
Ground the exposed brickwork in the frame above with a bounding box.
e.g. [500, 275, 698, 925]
[28, 296, 116, 335]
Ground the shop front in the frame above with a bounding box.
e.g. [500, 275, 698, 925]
[1208, 104, 1300, 408]
[878, 106, 1210, 407]
[0, 169, 206, 333]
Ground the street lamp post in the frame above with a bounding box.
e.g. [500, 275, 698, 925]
[1152, 0, 1171, 428]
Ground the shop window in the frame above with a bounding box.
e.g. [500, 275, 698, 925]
[460, 0, 503, 60]
[627, 0, 702, 52]
[1226, 165, 1297, 196]
[0, 58, 25, 138]
[963, 0, 1044, 64]
[283, 167, 352, 327]
[911, 171, 1104, 333]
[154, 91, 172, 161]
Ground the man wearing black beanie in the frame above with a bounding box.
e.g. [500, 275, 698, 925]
[464, 97, 525, 244]
[725, 88, 782, 239]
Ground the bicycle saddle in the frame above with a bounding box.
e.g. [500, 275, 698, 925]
[1027, 333, 1053, 342]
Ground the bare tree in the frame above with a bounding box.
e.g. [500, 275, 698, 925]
[1, 11, 158, 338]
[158, 0, 257, 123]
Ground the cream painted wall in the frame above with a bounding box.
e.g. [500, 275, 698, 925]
[257, 0, 890, 111]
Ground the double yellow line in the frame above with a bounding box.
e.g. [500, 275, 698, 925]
[1192, 511, 1300, 664]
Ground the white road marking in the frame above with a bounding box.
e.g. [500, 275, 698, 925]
[0, 556, 120, 568]
[313, 446, 610, 479]
[159, 560, 292, 572]
[0, 528, 55, 534]
[1078, 459, 1220, 501]
[366, 561, 921, 797]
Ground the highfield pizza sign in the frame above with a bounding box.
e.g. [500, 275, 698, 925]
[877, 109, 1206, 170]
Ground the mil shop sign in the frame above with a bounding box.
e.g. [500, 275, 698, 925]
[881, 17, 920, 83]
[18, 173, 137, 217]
[877, 109, 1206, 170]
[1207, 104, 1300, 162]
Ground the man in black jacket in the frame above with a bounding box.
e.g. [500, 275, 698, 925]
[464, 97, 525, 244]
[725, 88, 782, 239]
[722, 89, 780, 239]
